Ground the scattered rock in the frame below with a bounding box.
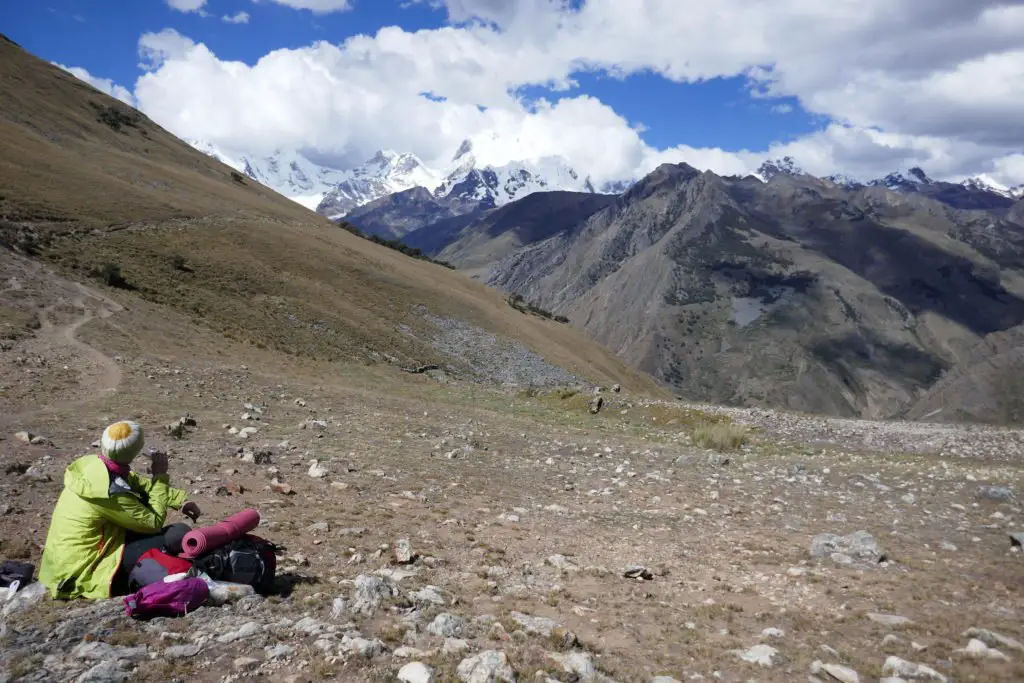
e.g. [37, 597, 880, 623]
[811, 661, 860, 683]
[73, 642, 148, 661]
[443, 638, 471, 656]
[14, 431, 32, 443]
[351, 574, 397, 616]
[977, 485, 1014, 502]
[307, 460, 328, 479]
[394, 538, 415, 564]
[734, 644, 778, 667]
[954, 638, 1010, 661]
[340, 634, 385, 658]
[428, 613, 466, 638]
[234, 656, 261, 671]
[237, 427, 259, 439]
[266, 644, 296, 660]
[881, 656, 947, 682]
[623, 565, 654, 580]
[217, 621, 263, 643]
[962, 627, 1024, 653]
[810, 531, 887, 566]
[546, 554, 580, 572]
[546, 651, 597, 682]
[589, 396, 603, 415]
[331, 597, 348, 619]
[399, 662, 435, 683]
[1010, 532, 1024, 548]
[164, 644, 200, 660]
[867, 613, 914, 628]
[75, 659, 132, 683]
[411, 585, 446, 606]
[612, 384, 621, 393]
[456, 650, 517, 683]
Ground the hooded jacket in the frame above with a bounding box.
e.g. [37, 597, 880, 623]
[38, 454, 188, 599]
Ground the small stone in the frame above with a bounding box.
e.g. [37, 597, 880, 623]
[351, 574, 397, 616]
[307, 460, 328, 479]
[308, 521, 330, 533]
[266, 644, 296, 660]
[612, 384, 621, 393]
[412, 585, 446, 606]
[395, 646, 431, 659]
[761, 627, 785, 639]
[546, 651, 597, 682]
[443, 638, 471, 656]
[399, 662, 435, 683]
[810, 531, 886, 566]
[14, 431, 32, 443]
[456, 650, 516, 683]
[962, 627, 1024, 653]
[428, 613, 466, 638]
[1010, 532, 1024, 548]
[589, 396, 604, 414]
[234, 657, 260, 671]
[546, 554, 580, 572]
[237, 426, 259, 439]
[939, 541, 958, 551]
[164, 644, 200, 659]
[394, 538, 415, 564]
[331, 597, 347, 619]
[217, 621, 263, 643]
[977, 485, 1014, 502]
[341, 635, 384, 658]
[882, 634, 903, 648]
[75, 660, 132, 683]
[820, 663, 860, 683]
[623, 565, 654, 580]
[867, 613, 914, 627]
[881, 657, 947, 682]
[955, 638, 1011, 662]
[735, 644, 778, 667]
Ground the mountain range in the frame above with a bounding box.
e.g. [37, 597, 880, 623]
[394, 161, 1024, 423]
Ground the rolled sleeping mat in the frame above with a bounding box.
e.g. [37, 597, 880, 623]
[180, 508, 260, 559]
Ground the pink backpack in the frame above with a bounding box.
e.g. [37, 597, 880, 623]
[123, 577, 209, 619]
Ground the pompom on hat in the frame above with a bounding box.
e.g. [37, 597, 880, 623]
[100, 421, 145, 464]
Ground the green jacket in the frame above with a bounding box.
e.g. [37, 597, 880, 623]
[38, 454, 188, 600]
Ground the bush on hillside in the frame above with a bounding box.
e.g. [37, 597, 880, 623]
[336, 221, 455, 269]
[506, 293, 569, 323]
[93, 262, 133, 290]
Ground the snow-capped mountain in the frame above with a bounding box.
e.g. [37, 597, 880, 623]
[188, 138, 601, 219]
[187, 140, 351, 211]
[760, 157, 1023, 210]
[316, 151, 441, 220]
[432, 140, 596, 211]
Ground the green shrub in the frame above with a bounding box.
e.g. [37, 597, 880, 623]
[94, 262, 132, 289]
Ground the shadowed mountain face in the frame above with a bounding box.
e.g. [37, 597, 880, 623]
[484, 164, 1024, 420]
[402, 191, 618, 272]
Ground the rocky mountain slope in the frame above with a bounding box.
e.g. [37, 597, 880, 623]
[403, 191, 618, 273]
[0, 34, 656, 395]
[482, 162, 1024, 421]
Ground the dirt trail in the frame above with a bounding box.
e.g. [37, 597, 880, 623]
[0, 281, 124, 427]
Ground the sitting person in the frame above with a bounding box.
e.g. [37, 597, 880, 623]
[38, 421, 202, 599]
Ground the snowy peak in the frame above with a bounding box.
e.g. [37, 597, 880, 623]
[434, 155, 592, 210]
[317, 150, 441, 220]
[870, 167, 933, 191]
[756, 156, 805, 181]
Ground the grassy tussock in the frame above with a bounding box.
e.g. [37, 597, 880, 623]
[691, 421, 750, 451]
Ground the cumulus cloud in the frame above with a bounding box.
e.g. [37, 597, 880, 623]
[166, 0, 207, 13]
[54, 63, 136, 107]
[222, 11, 250, 24]
[261, 0, 353, 13]
[65, 1, 1024, 186]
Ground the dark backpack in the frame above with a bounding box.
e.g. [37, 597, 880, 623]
[190, 534, 280, 594]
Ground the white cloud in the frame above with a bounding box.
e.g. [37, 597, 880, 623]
[66, 2, 1024, 187]
[770, 104, 793, 115]
[260, 0, 353, 13]
[166, 0, 207, 13]
[54, 63, 136, 107]
[222, 11, 250, 24]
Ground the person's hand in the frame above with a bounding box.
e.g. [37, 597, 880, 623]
[149, 451, 169, 477]
[182, 501, 202, 523]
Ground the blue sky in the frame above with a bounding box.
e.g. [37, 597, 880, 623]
[1, 1, 1021, 187]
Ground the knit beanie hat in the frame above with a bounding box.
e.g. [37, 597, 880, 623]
[100, 421, 145, 464]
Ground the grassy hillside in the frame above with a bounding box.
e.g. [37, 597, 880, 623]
[0, 34, 661, 394]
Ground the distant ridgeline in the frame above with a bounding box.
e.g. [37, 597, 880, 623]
[336, 221, 455, 269]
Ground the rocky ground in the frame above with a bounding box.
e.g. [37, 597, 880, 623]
[2, 263, 1024, 683]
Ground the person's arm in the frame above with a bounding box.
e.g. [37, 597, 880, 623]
[130, 472, 188, 510]
[92, 474, 177, 534]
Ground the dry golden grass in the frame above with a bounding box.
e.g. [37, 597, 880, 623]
[690, 421, 751, 451]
